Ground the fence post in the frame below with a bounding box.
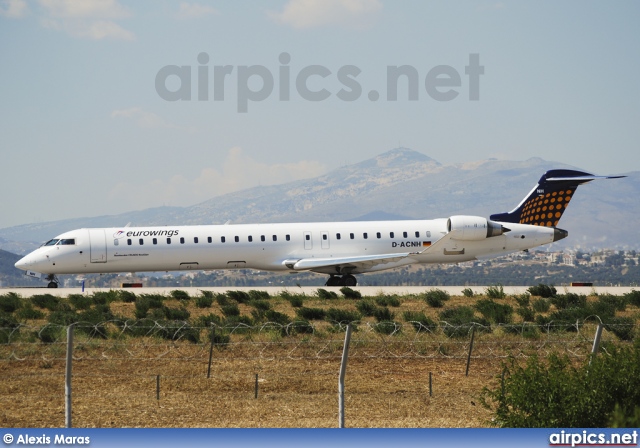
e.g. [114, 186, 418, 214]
[429, 372, 433, 397]
[65, 324, 74, 428]
[339, 323, 352, 428]
[255, 374, 259, 399]
[465, 326, 476, 376]
[207, 324, 215, 379]
[156, 375, 160, 401]
[590, 323, 604, 365]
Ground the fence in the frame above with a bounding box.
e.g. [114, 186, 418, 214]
[0, 319, 633, 428]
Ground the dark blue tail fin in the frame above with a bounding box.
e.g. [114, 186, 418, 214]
[490, 169, 625, 227]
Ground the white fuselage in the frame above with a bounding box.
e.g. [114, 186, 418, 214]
[15, 218, 556, 276]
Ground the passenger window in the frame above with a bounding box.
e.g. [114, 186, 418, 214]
[207, 236, 212, 243]
[139, 239, 144, 245]
[336, 233, 341, 240]
[363, 232, 368, 239]
[390, 232, 394, 238]
[272, 235, 277, 241]
[114, 239, 119, 246]
[426, 231, 431, 237]
[194, 237, 199, 243]
[153, 238, 157, 245]
[261, 235, 266, 242]
[403, 231, 408, 238]
[350, 233, 354, 239]
[248, 235, 253, 242]
[323, 234, 327, 240]
[221, 236, 226, 243]
[167, 238, 171, 244]
[180, 237, 185, 244]
[127, 239, 132, 246]
[235, 236, 239, 243]
[376, 232, 381, 239]
[305, 235, 310, 241]
[286, 234, 290, 241]
[415, 231, 420, 238]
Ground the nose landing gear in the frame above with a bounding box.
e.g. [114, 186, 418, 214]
[45, 274, 59, 288]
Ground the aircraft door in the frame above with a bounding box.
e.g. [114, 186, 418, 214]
[88, 229, 107, 263]
[304, 232, 312, 250]
[321, 231, 329, 249]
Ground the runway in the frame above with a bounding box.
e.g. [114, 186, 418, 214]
[1, 285, 635, 297]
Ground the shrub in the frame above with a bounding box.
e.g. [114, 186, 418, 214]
[296, 307, 326, 320]
[624, 290, 640, 307]
[340, 287, 361, 299]
[355, 300, 377, 317]
[195, 295, 214, 308]
[248, 290, 270, 301]
[475, 299, 513, 325]
[551, 293, 586, 310]
[221, 303, 240, 317]
[422, 289, 450, 308]
[161, 306, 190, 321]
[516, 306, 535, 322]
[462, 288, 475, 298]
[194, 313, 222, 328]
[374, 321, 401, 335]
[134, 297, 150, 319]
[16, 304, 45, 320]
[139, 294, 164, 309]
[317, 289, 338, 300]
[31, 294, 59, 311]
[373, 307, 395, 322]
[170, 290, 190, 301]
[513, 293, 531, 307]
[527, 284, 557, 298]
[532, 298, 551, 313]
[35, 324, 63, 343]
[325, 308, 361, 324]
[157, 321, 199, 343]
[0, 292, 22, 313]
[69, 294, 93, 310]
[227, 290, 250, 303]
[402, 311, 437, 333]
[249, 300, 271, 311]
[374, 295, 400, 307]
[481, 345, 640, 427]
[486, 284, 506, 299]
[604, 317, 635, 341]
[264, 310, 290, 325]
[118, 290, 137, 303]
[439, 306, 490, 338]
[91, 290, 118, 304]
[214, 293, 230, 306]
[281, 292, 304, 308]
[502, 322, 539, 339]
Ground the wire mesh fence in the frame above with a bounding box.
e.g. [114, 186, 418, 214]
[0, 320, 634, 427]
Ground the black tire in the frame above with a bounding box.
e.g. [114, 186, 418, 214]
[343, 275, 357, 287]
[47, 281, 58, 288]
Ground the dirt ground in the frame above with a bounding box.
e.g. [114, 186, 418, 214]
[0, 356, 498, 428]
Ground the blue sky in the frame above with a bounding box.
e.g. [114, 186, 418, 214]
[1, 0, 638, 228]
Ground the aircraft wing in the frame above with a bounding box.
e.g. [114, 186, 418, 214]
[283, 232, 454, 274]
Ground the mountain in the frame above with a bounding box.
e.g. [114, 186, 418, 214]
[1, 147, 637, 253]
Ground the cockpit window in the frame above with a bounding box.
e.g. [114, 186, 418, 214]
[43, 239, 60, 246]
[59, 239, 76, 245]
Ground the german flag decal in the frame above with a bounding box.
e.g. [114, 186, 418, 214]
[423, 241, 432, 247]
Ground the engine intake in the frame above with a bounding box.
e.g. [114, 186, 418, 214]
[447, 215, 509, 241]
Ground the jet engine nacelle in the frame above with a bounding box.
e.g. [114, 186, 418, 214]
[447, 215, 508, 240]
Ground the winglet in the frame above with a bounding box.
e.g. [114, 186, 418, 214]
[490, 169, 625, 227]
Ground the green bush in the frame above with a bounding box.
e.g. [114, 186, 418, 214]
[551, 293, 587, 310]
[16, 304, 45, 320]
[373, 307, 395, 322]
[475, 299, 513, 325]
[402, 311, 437, 333]
[325, 308, 361, 324]
[462, 288, 475, 298]
[604, 317, 635, 341]
[532, 298, 551, 313]
[296, 307, 326, 320]
[248, 290, 270, 301]
[481, 345, 640, 427]
[374, 295, 400, 307]
[439, 306, 490, 338]
[340, 287, 361, 299]
[69, 294, 93, 310]
[157, 321, 199, 343]
[91, 290, 118, 305]
[502, 322, 539, 339]
[118, 290, 137, 303]
[227, 290, 250, 303]
[374, 321, 401, 335]
[31, 294, 60, 311]
[516, 306, 535, 322]
[134, 297, 150, 319]
[623, 290, 640, 308]
[486, 284, 506, 299]
[161, 306, 190, 321]
[0, 292, 22, 313]
[139, 294, 165, 309]
[527, 284, 557, 298]
[214, 293, 230, 306]
[513, 293, 531, 307]
[249, 300, 272, 311]
[281, 292, 304, 308]
[170, 290, 191, 301]
[35, 324, 63, 343]
[355, 300, 377, 317]
[195, 295, 214, 308]
[422, 289, 450, 308]
[264, 310, 290, 325]
[221, 303, 240, 317]
[317, 288, 338, 300]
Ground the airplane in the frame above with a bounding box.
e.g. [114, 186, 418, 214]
[15, 169, 624, 288]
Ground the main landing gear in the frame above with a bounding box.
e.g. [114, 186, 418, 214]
[45, 274, 59, 288]
[325, 274, 357, 287]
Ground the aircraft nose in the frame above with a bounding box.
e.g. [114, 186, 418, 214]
[15, 255, 32, 271]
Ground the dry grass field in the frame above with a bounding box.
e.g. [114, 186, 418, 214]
[0, 287, 635, 428]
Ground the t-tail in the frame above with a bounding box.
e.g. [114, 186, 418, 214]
[490, 169, 625, 241]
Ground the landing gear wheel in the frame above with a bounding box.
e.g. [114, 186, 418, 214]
[45, 274, 59, 288]
[343, 275, 357, 287]
[325, 275, 341, 287]
[47, 281, 58, 288]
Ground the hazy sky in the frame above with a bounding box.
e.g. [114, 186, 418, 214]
[1, 0, 638, 229]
